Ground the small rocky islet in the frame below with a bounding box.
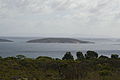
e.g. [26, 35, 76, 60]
[27, 38, 94, 44]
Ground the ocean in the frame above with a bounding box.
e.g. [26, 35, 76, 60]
[0, 37, 120, 59]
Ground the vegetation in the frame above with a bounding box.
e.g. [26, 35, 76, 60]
[85, 51, 98, 59]
[111, 54, 119, 59]
[99, 55, 109, 59]
[62, 52, 74, 60]
[76, 51, 84, 60]
[0, 51, 120, 80]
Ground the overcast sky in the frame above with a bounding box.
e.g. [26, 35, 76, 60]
[0, 0, 120, 38]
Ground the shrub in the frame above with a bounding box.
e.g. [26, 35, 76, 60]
[62, 52, 74, 60]
[4, 56, 17, 60]
[111, 54, 119, 59]
[99, 55, 109, 59]
[99, 70, 112, 76]
[36, 56, 53, 60]
[85, 51, 98, 59]
[76, 51, 84, 60]
[16, 55, 26, 59]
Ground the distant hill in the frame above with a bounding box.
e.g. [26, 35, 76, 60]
[0, 39, 13, 42]
[27, 38, 94, 44]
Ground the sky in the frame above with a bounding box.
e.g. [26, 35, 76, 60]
[0, 0, 120, 38]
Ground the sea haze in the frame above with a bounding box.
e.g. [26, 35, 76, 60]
[0, 37, 120, 58]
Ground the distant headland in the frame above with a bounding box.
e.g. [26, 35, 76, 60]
[27, 38, 94, 44]
[0, 39, 13, 42]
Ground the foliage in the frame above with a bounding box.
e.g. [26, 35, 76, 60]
[16, 55, 26, 59]
[99, 55, 109, 59]
[0, 51, 119, 80]
[62, 52, 74, 60]
[85, 51, 98, 59]
[76, 51, 84, 60]
[111, 54, 119, 59]
[99, 70, 112, 76]
[36, 56, 53, 60]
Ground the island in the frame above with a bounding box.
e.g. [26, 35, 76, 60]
[27, 38, 94, 44]
[0, 39, 13, 42]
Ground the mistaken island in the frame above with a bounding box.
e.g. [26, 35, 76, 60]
[0, 39, 13, 42]
[27, 38, 94, 44]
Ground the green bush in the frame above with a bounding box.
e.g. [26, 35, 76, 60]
[99, 70, 112, 76]
[111, 54, 119, 59]
[76, 51, 84, 60]
[62, 52, 74, 60]
[85, 51, 98, 59]
[16, 55, 26, 59]
[99, 55, 109, 59]
[36, 56, 53, 60]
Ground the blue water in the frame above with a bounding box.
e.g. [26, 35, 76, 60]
[0, 37, 120, 58]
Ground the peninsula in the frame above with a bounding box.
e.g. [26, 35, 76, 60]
[0, 39, 13, 42]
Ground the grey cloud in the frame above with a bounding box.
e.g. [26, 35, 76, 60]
[0, 0, 120, 37]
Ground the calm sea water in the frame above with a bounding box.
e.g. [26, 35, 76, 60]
[0, 37, 120, 58]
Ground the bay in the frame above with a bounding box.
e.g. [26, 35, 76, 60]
[0, 37, 120, 58]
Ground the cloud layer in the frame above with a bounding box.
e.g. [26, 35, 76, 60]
[0, 0, 120, 37]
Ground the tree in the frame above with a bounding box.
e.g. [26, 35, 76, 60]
[4, 56, 17, 60]
[99, 55, 109, 59]
[76, 51, 84, 60]
[85, 51, 98, 59]
[62, 52, 74, 60]
[16, 55, 26, 59]
[36, 56, 53, 60]
[111, 54, 119, 59]
[0, 56, 2, 59]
